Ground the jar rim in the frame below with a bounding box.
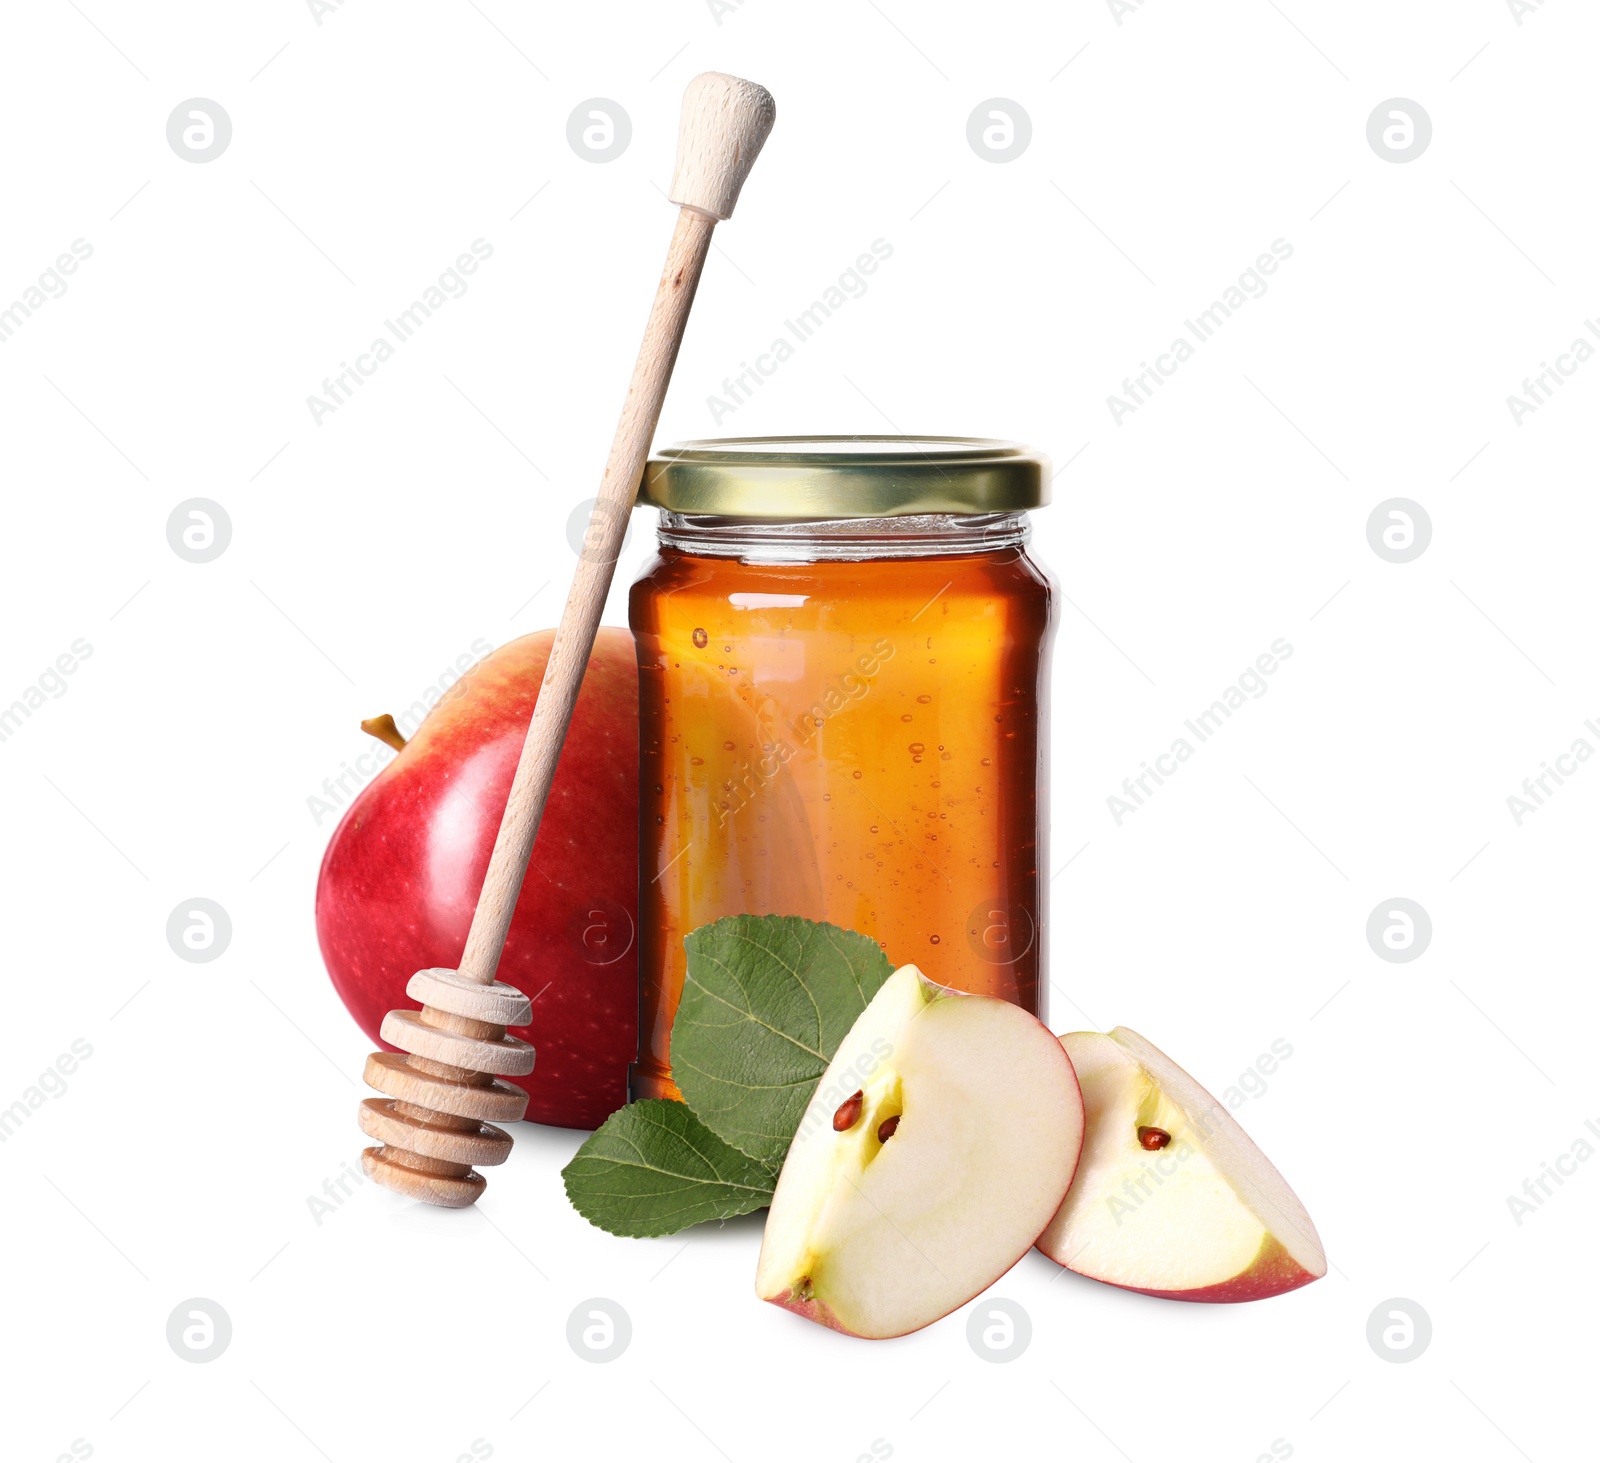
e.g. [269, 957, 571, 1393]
[654, 510, 1032, 562]
[639, 435, 1050, 518]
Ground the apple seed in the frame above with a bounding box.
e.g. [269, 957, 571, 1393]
[833, 1090, 864, 1131]
[1137, 1125, 1171, 1151]
[877, 1114, 900, 1142]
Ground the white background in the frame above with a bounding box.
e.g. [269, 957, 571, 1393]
[3, 1, 1594, 1459]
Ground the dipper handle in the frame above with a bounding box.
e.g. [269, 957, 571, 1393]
[457, 72, 774, 987]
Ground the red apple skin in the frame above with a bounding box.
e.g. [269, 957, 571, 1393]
[764, 1288, 852, 1336]
[315, 629, 639, 1129]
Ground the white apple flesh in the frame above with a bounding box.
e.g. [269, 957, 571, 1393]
[755, 964, 1085, 1339]
[1036, 1028, 1325, 1301]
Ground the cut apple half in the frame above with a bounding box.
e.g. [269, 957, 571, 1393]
[1036, 1028, 1325, 1301]
[755, 964, 1085, 1339]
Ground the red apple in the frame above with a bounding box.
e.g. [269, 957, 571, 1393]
[316, 628, 639, 1129]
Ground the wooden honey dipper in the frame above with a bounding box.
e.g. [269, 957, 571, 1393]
[357, 71, 777, 1207]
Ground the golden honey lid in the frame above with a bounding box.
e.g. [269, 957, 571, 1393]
[638, 436, 1050, 518]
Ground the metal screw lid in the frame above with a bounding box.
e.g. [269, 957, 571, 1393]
[638, 436, 1051, 518]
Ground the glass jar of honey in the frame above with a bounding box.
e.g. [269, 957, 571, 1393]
[628, 437, 1055, 1102]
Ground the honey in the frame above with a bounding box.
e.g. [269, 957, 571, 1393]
[628, 442, 1056, 1103]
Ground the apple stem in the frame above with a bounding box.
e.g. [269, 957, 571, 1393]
[361, 714, 407, 753]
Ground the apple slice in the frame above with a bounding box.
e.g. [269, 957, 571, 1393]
[755, 964, 1084, 1339]
[1036, 1028, 1325, 1301]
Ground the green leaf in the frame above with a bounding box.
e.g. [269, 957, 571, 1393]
[560, 1099, 775, 1238]
[671, 914, 894, 1169]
